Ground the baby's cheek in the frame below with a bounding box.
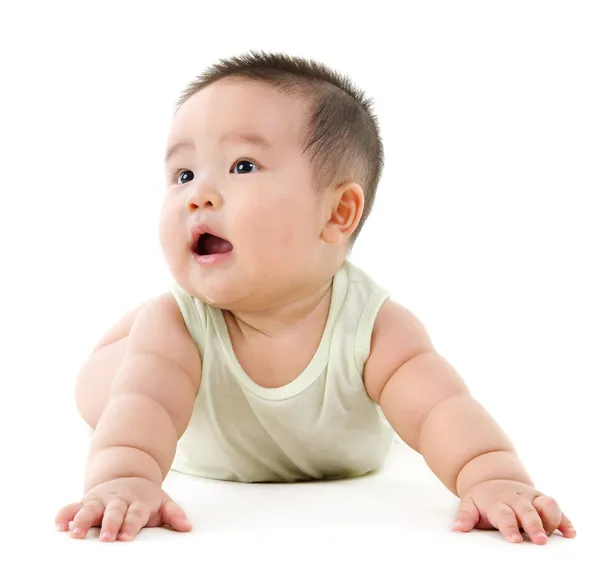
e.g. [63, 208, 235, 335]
[244, 221, 284, 252]
[158, 208, 184, 263]
[264, 219, 297, 249]
[157, 213, 174, 250]
[237, 200, 304, 256]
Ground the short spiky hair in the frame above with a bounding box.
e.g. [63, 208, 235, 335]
[177, 50, 384, 243]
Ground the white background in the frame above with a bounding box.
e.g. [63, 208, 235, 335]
[0, 0, 597, 570]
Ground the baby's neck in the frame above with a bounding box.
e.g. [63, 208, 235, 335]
[223, 278, 334, 341]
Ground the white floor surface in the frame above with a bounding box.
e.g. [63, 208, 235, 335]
[1, 405, 591, 573]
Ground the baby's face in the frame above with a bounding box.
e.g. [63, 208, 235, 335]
[159, 78, 332, 310]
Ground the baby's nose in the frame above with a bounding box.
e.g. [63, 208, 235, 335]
[186, 183, 223, 210]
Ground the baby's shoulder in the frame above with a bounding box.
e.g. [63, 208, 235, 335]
[362, 298, 434, 401]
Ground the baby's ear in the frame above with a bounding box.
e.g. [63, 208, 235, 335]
[321, 182, 364, 244]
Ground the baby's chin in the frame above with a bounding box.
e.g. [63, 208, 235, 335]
[190, 281, 288, 314]
[176, 258, 300, 310]
[193, 291, 231, 309]
[183, 278, 251, 311]
[184, 283, 232, 307]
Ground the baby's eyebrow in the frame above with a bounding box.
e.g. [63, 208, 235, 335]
[164, 142, 194, 163]
[218, 131, 273, 150]
[165, 132, 273, 163]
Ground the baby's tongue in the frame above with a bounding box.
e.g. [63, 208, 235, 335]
[205, 234, 233, 254]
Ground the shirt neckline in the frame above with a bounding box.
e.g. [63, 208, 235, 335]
[207, 263, 349, 401]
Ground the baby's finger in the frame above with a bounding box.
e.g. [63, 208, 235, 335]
[511, 498, 547, 545]
[487, 502, 523, 543]
[117, 502, 150, 541]
[99, 499, 129, 542]
[532, 496, 562, 535]
[556, 513, 577, 538]
[70, 500, 105, 539]
[453, 498, 479, 532]
[55, 503, 83, 531]
[161, 499, 192, 532]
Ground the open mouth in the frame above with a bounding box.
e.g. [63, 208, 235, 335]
[194, 233, 234, 256]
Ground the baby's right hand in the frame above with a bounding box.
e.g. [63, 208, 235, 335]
[55, 477, 192, 541]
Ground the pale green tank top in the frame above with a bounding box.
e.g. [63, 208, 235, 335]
[170, 260, 394, 482]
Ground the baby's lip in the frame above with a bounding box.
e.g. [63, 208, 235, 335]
[190, 222, 231, 250]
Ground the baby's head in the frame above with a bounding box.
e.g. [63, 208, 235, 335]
[159, 51, 384, 311]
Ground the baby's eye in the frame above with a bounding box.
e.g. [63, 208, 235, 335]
[231, 159, 258, 175]
[177, 170, 194, 185]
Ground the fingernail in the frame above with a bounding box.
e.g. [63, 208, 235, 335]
[100, 532, 111, 541]
[118, 532, 131, 541]
[56, 522, 67, 531]
[453, 520, 464, 529]
[510, 534, 522, 542]
[537, 532, 548, 541]
[71, 528, 83, 536]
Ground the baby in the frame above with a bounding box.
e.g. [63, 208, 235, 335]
[55, 50, 576, 544]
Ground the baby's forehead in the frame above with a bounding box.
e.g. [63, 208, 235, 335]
[168, 109, 305, 153]
[171, 79, 308, 135]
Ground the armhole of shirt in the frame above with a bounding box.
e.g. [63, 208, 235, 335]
[354, 284, 398, 441]
[170, 282, 205, 359]
[354, 288, 390, 376]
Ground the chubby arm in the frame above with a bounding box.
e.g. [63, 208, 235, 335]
[85, 292, 201, 492]
[364, 300, 533, 498]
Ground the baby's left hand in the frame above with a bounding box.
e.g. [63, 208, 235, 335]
[453, 479, 576, 544]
